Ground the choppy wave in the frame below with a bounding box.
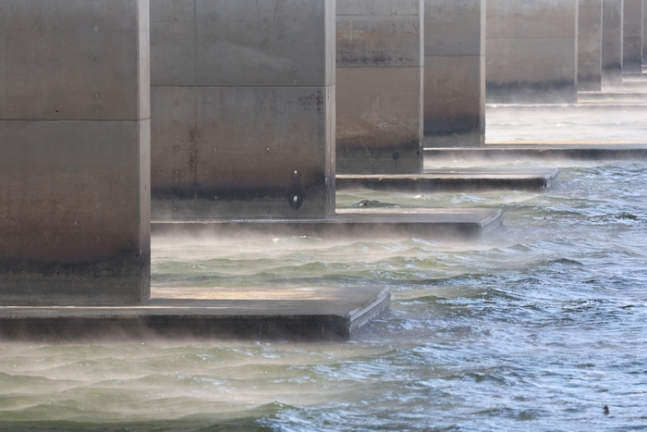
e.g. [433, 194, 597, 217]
[1, 161, 647, 431]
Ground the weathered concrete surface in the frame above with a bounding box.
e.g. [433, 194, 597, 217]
[336, 68, 423, 174]
[335, 0, 423, 174]
[337, 167, 560, 192]
[486, 0, 579, 103]
[0, 0, 150, 120]
[624, 0, 644, 72]
[152, 208, 504, 240]
[152, 0, 335, 87]
[151, 0, 336, 220]
[0, 286, 390, 342]
[0, 0, 150, 306]
[424, 0, 485, 148]
[151, 86, 334, 220]
[602, 0, 624, 82]
[579, 0, 604, 91]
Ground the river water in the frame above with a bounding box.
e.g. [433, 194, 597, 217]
[1, 159, 645, 431]
[1, 108, 647, 430]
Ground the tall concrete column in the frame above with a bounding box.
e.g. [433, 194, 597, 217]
[579, 0, 604, 91]
[644, 0, 647, 63]
[424, 0, 485, 148]
[0, 0, 151, 306]
[336, 0, 423, 174]
[486, 0, 579, 103]
[623, 0, 644, 72]
[602, 0, 624, 82]
[151, 0, 336, 220]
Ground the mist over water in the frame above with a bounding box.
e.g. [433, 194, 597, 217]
[487, 106, 647, 144]
[3, 74, 647, 430]
[1, 160, 646, 431]
[486, 80, 647, 144]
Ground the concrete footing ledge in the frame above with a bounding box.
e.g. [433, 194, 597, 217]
[152, 208, 504, 241]
[424, 145, 647, 163]
[0, 287, 390, 342]
[337, 168, 559, 192]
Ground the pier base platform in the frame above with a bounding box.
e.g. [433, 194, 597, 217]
[152, 208, 504, 240]
[425, 145, 647, 163]
[0, 286, 390, 342]
[338, 168, 559, 192]
[578, 92, 647, 103]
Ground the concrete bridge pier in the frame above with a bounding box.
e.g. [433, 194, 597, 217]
[579, 0, 604, 91]
[0, 0, 151, 306]
[486, 0, 579, 103]
[151, 0, 336, 220]
[602, 0, 625, 82]
[335, 0, 424, 174]
[623, 0, 644, 72]
[643, 0, 647, 65]
[423, 0, 485, 148]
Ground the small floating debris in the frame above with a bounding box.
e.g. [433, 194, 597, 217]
[349, 200, 399, 209]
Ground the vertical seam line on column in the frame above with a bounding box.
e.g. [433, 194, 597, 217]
[193, 0, 199, 198]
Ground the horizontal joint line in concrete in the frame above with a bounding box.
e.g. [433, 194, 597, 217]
[337, 14, 420, 17]
[487, 37, 575, 41]
[337, 65, 424, 68]
[424, 54, 484, 58]
[0, 119, 148, 122]
[150, 85, 334, 89]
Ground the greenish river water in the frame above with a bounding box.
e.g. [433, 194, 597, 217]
[1, 160, 646, 431]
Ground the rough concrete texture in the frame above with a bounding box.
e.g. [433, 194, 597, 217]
[336, 68, 423, 174]
[151, 85, 334, 220]
[0, 0, 150, 306]
[0, 286, 391, 342]
[335, 0, 423, 174]
[602, 0, 624, 82]
[151, 0, 336, 220]
[0, 0, 150, 121]
[152, 0, 334, 87]
[486, 0, 579, 103]
[624, 0, 644, 72]
[424, 0, 485, 148]
[579, 0, 604, 91]
[337, 0, 422, 67]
